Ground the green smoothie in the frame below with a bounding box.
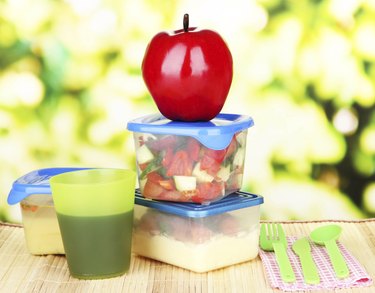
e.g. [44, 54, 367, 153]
[57, 210, 133, 279]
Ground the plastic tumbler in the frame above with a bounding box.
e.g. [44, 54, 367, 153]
[50, 168, 136, 279]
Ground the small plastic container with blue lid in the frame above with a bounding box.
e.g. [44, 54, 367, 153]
[133, 189, 263, 272]
[7, 167, 88, 255]
[127, 113, 254, 204]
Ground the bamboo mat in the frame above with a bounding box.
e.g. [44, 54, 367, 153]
[1, 220, 375, 293]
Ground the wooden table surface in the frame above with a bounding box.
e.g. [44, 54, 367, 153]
[1, 220, 374, 293]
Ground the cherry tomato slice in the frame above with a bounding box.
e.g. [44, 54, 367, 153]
[159, 179, 175, 190]
[143, 180, 164, 198]
[147, 171, 164, 183]
[162, 147, 174, 168]
[166, 150, 193, 177]
[191, 181, 224, 203]
[203, 148, 226, 163]
[187, 138, 201, 161]
[200, 155, 221, 176]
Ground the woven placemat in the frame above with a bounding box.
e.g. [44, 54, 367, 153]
[1, 220, 375, 292]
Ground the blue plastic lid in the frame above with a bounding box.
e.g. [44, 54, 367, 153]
[134, 189, 263, 218]
[7, 167, 90, 205]
[127, 113, 254, 150]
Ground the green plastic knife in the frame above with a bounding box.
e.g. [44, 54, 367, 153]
[292, 237, 320, 284]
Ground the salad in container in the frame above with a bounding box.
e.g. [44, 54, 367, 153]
[127, 113, 254, 204]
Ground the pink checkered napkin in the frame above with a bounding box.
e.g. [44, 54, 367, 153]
[259, 237, 372, 291]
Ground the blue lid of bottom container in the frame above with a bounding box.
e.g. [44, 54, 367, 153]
[135, 189, 263, 218]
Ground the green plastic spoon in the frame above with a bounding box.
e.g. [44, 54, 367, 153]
[292, 238, 320, 284]
[310, 224, 349, 279]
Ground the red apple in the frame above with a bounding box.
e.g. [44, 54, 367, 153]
[142, 14, 233, 121]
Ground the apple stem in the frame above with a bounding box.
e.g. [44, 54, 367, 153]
[183, 14, 189, 32]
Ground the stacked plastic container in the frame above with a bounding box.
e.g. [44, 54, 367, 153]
[127, 113, 264, 272]
[127, 113, 254, 204]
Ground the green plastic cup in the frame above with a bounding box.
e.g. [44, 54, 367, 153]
[50, 168, 136, 280]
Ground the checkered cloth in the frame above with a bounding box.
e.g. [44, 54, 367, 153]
[259, 237, 372, 291]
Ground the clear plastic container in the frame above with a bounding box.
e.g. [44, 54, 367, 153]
[20, 194, 64, 255]
[133, 189, 263, 273]
[127, 113, 254, 204]
[7, 168, 88, 255]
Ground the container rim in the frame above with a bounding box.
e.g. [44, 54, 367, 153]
[134, 189, 264, 218]
[127, 113, 254, 150]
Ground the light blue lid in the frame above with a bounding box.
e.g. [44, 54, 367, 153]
[134, 189, 263, 218]
[127, 113, 254, 150]
[7, 167, 90, 205]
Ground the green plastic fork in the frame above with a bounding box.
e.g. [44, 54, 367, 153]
[260, 223, 296, 283]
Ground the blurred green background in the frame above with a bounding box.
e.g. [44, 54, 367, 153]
[1, 0, 374, 222]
